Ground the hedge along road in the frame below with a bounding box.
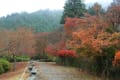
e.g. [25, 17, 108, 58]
[27, 62, 102, 80]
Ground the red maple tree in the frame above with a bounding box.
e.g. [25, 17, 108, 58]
[57, 50, 77, 58]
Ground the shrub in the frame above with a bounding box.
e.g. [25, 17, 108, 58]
[0, 59, 10, 73]
[55, 50, 78, 65]
[15, 56, 30, 62]
[0, 64, 4, 74]
[57, 50, 77, 58]
[1, 55, 30, 62]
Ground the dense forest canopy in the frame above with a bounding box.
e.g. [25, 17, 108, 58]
[0, 10, 62, 32]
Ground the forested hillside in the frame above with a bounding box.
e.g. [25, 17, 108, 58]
[0, 10, 62, 32]
[0, 0, 120, 80]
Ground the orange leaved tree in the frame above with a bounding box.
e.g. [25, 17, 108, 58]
[64, 15, 120, 75]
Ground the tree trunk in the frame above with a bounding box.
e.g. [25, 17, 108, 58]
[13, 54, 16, 71]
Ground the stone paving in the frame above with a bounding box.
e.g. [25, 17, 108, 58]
[34, 62, 101, 80]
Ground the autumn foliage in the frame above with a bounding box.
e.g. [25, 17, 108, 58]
[107, 5, 120, 28]
[64, 17, 87, 34]
[65, 15, 120, 55]
[63, 7, 120, 76]
[45, 45, 57, 56]
[0, 27, 36, 57]
[113, 51, 120, 67]
[45, 44, 77, 58]
[57, 50, 77, 58]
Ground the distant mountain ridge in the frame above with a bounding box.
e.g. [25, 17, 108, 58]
[0, 9, 63, 32]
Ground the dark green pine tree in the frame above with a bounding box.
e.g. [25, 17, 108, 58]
[60, 0, 86, 24]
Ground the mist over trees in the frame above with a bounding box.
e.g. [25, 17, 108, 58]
[0, 10, 62, 32]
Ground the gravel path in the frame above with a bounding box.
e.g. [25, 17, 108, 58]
[34, 62, 101, 80]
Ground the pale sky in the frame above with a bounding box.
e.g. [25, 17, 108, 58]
[0, 0, 113, 17]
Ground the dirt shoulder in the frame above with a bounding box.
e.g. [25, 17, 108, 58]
[0, 62, 28, 80]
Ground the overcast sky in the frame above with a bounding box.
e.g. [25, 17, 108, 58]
[0, 0, 113, 17]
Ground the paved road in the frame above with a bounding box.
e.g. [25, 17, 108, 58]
[33, 62, 101, 80]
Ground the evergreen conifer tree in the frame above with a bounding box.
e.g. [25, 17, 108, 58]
[60, 0, 86, 24]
